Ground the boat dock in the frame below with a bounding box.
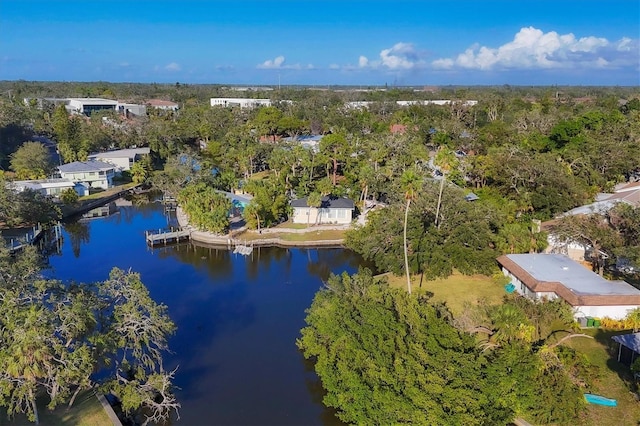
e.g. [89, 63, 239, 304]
[145, 228, 191, 246]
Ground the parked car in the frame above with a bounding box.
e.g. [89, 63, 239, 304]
[616, 257, 638, 274]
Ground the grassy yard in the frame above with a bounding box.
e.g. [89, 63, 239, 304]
[562, 329, 640, 426]
[383, 273, 640, 424]
[80, 182, 137, 201]
[383, 271, 507, 316]
[3, 390, 112, 426]
[240, 229, 347, 242]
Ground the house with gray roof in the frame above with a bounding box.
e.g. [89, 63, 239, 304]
[544, 182, 640, 262]
[497, 253, 640, 319]
[291, 196, 355, 225]
[9, 178, 88, 198]
[58, 161, 115, 189]
[88, 147, 150, 173]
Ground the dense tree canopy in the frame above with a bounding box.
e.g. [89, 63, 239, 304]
[177, 182, 231, 233]
[9, 141, 53, 179]
[300, 270, 594, 425]
[298, 269, 511, 425]
[347, 179, 505, 279]
[0, 246, 179, 425]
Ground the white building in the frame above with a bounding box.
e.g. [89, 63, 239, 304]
[290, 196, 354, 225]
[146, 99, 179, 111]
[67, 98, 118, 115]
[345, 100, 478, 109]
[497, 253, 640, 320]
[116, 102, 146, 117]
[9, 178, 88, 197]
[210, 98, 272, 108]
[88, 148, 150, 173]
[58, 161, 116, 189]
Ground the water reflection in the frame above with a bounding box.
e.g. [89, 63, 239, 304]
[47, 199, 369, 425]
[63, 221, 90, 258]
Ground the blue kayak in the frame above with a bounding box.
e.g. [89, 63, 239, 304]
[584, 394, 617, 407]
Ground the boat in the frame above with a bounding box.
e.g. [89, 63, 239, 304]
[584, 393, 617, 407]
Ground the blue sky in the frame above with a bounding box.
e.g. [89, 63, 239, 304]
[1, 0, 638, 86]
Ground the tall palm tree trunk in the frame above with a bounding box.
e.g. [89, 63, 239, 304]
[404, 198, 412, 295]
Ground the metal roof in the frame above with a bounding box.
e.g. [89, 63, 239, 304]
[88, 148, 150, 160]
[68, 97, 118, 106]
[504, 254, 640, 297]
[612, 333, 640, 354]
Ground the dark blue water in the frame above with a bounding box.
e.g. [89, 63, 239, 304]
[46, 198, 366, 425]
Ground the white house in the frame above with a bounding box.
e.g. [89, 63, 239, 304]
[146, 99, 179, 111]
[9, 178, 88, 197]
[67, 98, 118, 115]
[210, 98, 272, 108]
[282, 135, 323, 152]
[87, 148, 150, 173]
[544, 182, 640, 262]
[291, 196, 354, 225]
[58, 161, 116, 189]
[497, 253, 640, 320]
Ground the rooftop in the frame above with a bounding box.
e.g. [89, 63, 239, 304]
[498, 253, 640, 306]
[67, 98, 118, 105]
[58, 160, 115, 173]
[146, 99, 179, 107]
[291, 196, 354, 209]
[88, 147, 150, 159]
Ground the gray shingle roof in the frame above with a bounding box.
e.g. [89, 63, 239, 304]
[291, 196, 354, 209]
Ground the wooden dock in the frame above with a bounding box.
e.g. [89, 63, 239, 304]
[146, 228, 191, 246]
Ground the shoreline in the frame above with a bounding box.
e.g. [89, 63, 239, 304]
[176, 207, 349, 249]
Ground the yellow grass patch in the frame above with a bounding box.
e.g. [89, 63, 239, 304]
[4, 390, 112, 426]
[383, 272, 506, 316]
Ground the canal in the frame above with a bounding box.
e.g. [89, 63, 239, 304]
[46, 197, 367, 425]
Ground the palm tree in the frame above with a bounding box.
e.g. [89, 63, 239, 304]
[433, 148, 458, 228]
[401, 169, 421, 295]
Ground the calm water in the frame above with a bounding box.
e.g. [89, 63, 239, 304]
[45, 198, 367, 425]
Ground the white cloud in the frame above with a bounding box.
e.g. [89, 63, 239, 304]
[329, 63, 340, 70]
[432, 27, 639, 70]
[356, 42, 426, 70]
[379, 42, 421, 69]
[165, 62, 181, 71]
[257, 55, 314, 70]
[258, 55, 286, 69]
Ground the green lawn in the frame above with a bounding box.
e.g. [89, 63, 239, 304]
[240, 229, 346, 242]
[382, 272, 640, 425]
[563, 329, 640, 426]
[3, 390, 112, 426]
[383, 272, 507, 316]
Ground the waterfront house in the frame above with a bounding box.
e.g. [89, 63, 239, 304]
[57, 161, 115, 190]
[291, 196, 354, 225]
[87, 147, 150, 173]
[9, 178, 89, 197]
[497, 253, 640, 320]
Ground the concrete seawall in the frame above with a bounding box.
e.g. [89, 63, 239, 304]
[177, 207, 347, 248]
